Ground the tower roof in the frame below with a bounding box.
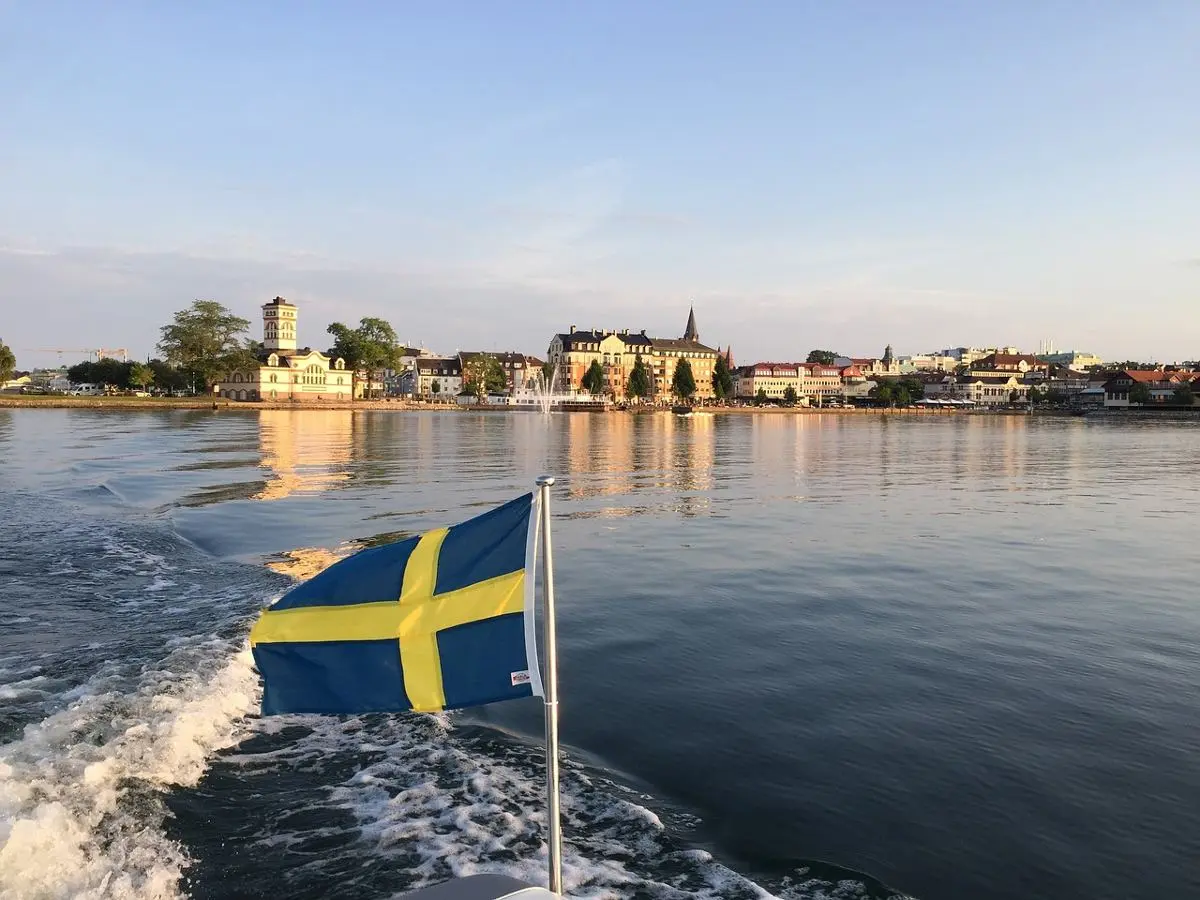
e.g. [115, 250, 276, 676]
[263, 296, 296, 308]
[683, 305, 699, 342]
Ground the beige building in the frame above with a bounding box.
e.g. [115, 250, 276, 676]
[217, 297, 351, 402]
[731, 362, 865, 403]
[926, 373, 1029, 406]
[731, 363, 805, 401]
[904, 354, 959, 372]
[546, 308, 719, 401]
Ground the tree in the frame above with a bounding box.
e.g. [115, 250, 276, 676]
[876, 382, 896, 407]
[149, 359, 189, 393]
[806, 350, 840, 365]
[463, 354, 506, 401]
[356, 317, 402, 399]
[1173, 383, 1194, 407]
[783, 385, 798, 406]
[541, 360, 555, 386]
[0, 342, 15, 383]
[898, 377, 924, 404]
[1027, 386, 1045, 405]
[1009, 389, 1022, 404]
[326, 323, 368, 371]
[157, 300, 252, 389]
[582, 359, 605, 395]
[1129, 382, 1152, 405]
[671, 358, 697, 401]
[128, 363, 155, 391]
[626, 356, 650, 400]
[755, 388, 768, 406]
[712, 354, 734, 401]
[67, 361, 95, 385]
[431, 379, 441, 396]
[328, 317, 402, 399]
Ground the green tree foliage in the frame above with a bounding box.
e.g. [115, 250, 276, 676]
[712, 354, 734, 401]
[67, 358, 135, 389]
[326, 323, 367, 370]
[582, 359, 605, 395]
[626, 356, 650, 400]
[1009, 389, 1022, 404]
[783, 385, 798, 405]
[149, 359, 190, 393]
[541, 360, 555, 385]
[806, 349, 840, 365]
[754, 388, 768, 406]
[1173, 383, 1195, 407]
[1027, 386, 1046, 405]
[157, 300, 253, 388]
[0, 342, 15, 383]
[327, 317, 402, 399]
[898, 377, 924, 402]
[128, 363, 155, 391]
[671, 358, 697, 401]
[1129, 382, 1152, 405]
[876, 381, 913, 407]
[463, 354, 506, 400]
[431, 379, 441, 396]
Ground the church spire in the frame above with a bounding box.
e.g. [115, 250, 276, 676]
[683, 305, 699, 342]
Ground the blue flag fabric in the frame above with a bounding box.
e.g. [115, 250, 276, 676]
[250, 493, 544, 714]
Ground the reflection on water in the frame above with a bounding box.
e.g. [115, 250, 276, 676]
[264, 546, 346, 581]
[254, 410, 355, 501]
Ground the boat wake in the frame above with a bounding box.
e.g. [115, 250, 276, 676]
[0, 499, 906, 900]
[0, 639, 257, 899]
[183, 713, 906, 900]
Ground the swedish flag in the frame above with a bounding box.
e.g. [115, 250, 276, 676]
[250, 493, 544, 714]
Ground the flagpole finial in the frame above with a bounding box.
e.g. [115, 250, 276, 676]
[536, 475, 555, 487]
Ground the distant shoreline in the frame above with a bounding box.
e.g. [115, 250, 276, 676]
[0, 395, 993, 415]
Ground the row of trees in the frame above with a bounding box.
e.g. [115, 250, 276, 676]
[576, 356, 704, 402]
[66, 358, 193, 392]
[571, 353, 738, 404]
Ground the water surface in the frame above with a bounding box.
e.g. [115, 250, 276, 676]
[1, 409, 1197, 900]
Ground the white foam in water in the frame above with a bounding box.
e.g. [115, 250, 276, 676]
[226, 716, 893, 900]
[0, 640, 258, 900]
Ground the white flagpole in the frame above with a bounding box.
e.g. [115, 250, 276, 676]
[535, 475, 563, 895]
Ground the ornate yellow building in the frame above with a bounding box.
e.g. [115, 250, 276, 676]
[218, 297, 351, 402]
[546, 308, 720, 401]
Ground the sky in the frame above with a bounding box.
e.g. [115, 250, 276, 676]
[2, 1, 1198, 370]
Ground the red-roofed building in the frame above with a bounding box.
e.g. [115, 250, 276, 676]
[972, 352, 1048, 374]
[1103, 370, 1200, 407]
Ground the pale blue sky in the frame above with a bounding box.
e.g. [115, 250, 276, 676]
[2, 1, 1198, 368]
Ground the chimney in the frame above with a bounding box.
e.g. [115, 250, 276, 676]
[569, 325, 576, 334]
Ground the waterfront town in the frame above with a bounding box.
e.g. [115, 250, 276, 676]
[2, 296, 1198, 412]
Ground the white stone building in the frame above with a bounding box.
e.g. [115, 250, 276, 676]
[217, 297, 351, 402]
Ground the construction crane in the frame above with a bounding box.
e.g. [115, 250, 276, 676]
[21, 347, 131, 361]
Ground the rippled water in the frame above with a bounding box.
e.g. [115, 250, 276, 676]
[1, 408, 1198, 900]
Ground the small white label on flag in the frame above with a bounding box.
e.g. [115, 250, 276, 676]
[510, 670, 531, 686]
